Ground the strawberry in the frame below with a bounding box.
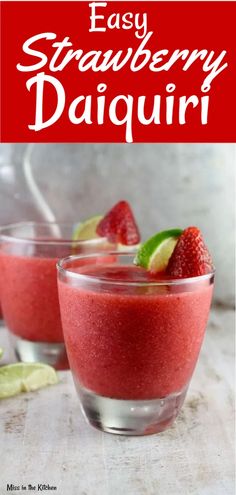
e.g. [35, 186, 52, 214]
[96, 201, 140, 246]
[166, 226, 213, 278]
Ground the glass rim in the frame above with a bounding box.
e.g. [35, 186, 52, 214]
[57, 251, 215, 287]
[0, 221, 107, 247]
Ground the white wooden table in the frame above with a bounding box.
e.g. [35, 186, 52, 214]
[0, 308, 234, 495]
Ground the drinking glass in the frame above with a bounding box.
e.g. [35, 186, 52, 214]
[0, 222, 111, 369]
[57, 251, 214, 435]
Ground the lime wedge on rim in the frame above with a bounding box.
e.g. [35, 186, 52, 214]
[0, 348, 3, 360]
[117, 243, 140, 252]
[134, 229, 182, 273]
[73, 215, 103, 241]
[0, 363, 58, 400]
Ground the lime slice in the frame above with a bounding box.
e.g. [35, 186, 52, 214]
[72, 215, 103, 241]
[117, 243, 140, 252]
[0, 363, 58, 400]
[0, 348, 3, 360]
[134, 229, 182, 273]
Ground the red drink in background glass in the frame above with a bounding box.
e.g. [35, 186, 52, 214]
[58, 252, 214, 435]
[0, 222, 112, 369]
[1, 254, 64, 343]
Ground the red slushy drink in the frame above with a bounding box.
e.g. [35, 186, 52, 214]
[0, 222, 112, 368]
[58, 237, 214, 435]
[1, 253, 63, 343]
[59, 264, 213, 400]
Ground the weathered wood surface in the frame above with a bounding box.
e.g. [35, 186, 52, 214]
[0, 308, 234, 495]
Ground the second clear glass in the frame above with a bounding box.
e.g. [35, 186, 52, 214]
[0, 222, 112, 369]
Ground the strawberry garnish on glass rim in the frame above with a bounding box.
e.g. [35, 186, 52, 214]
[166, 226, 213, 278]
[96, 200, 140, 246]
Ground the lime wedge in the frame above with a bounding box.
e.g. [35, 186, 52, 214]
[0, 348, 3, 360]
[134, 229, 182, 273]
[0, 363, 58, 400]
[117, 243, 140, 252]
[73, 215, 103, 241]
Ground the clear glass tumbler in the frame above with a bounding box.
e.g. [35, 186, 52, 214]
[58, 251, 214, 435]
[0, 222, 111, 369]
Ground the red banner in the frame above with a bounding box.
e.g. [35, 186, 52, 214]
[1, 1, 236, 142]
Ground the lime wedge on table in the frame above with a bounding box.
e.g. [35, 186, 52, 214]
[73, 215, 103, 241]
[134, 229, 182, 273]
[0, 363, 58, 400]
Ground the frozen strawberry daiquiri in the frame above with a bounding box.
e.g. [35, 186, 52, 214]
[0, 223, 114, 368]
[0, 203, 140, 369]
[58, 227, 214, 435]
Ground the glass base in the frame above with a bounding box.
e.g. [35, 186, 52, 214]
[76, 383, 188, 436]
[9, 333, 69, 370]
